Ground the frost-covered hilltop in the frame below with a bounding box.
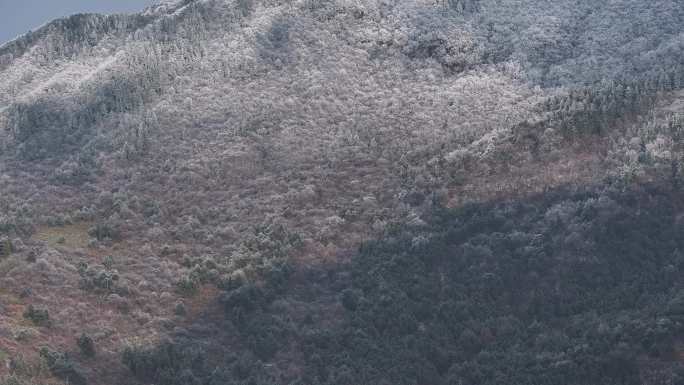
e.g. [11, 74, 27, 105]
[1, 1, 683, 384]
[142, 0, 192, 16]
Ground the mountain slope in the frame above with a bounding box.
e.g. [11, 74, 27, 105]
[0, 0, 683, 384]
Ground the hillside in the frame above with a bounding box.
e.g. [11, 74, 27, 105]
[0, 0, 683, 384]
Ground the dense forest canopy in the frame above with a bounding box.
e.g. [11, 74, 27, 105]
[0, 0, 683, 384]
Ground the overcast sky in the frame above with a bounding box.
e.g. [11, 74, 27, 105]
[0, 0, 155, 45]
